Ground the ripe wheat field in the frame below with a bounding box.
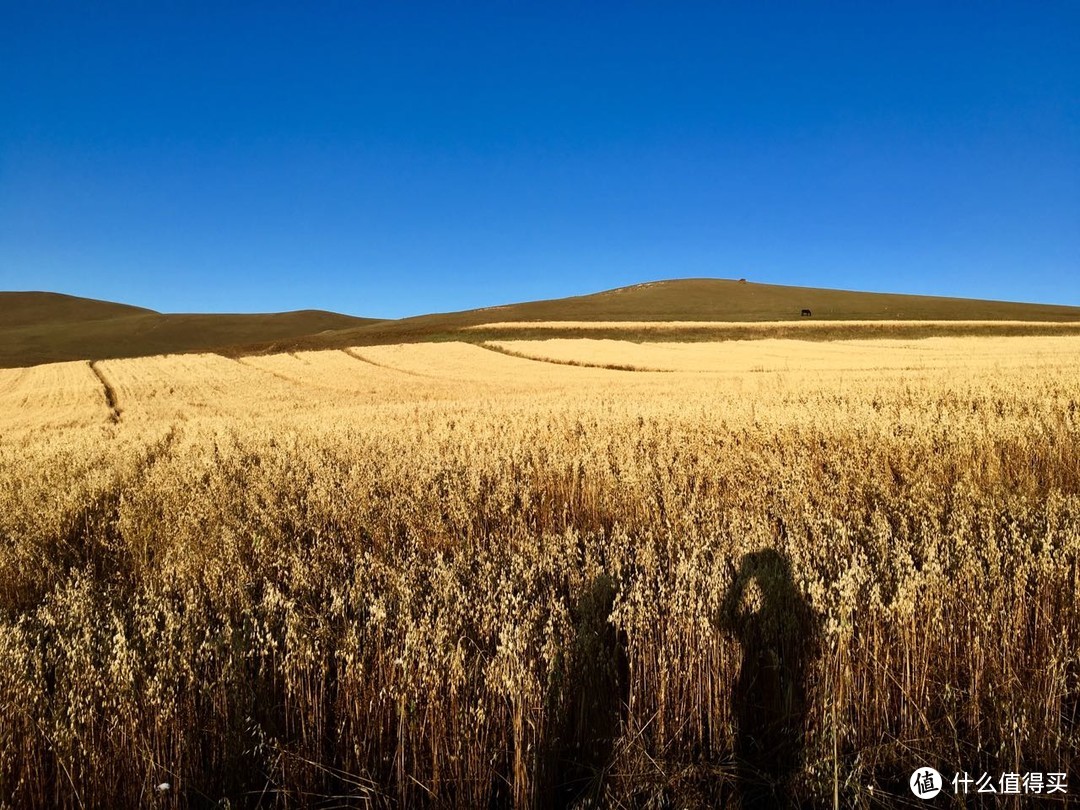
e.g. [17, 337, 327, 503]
[1, 337, 1078, 808]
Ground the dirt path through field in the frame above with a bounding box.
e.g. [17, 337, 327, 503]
[89, 361, 121, 423]
[341, 347, 437, 378]
[477, 341, 669, 372]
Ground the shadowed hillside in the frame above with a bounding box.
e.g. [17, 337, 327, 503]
[4, 280, 1080, 367]
[0, 292, 380, 368]
[0, 291, 155, 328]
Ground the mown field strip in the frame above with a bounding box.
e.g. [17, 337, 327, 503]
[485, 335, 1080, 374]
[467, 319, 1080, 330]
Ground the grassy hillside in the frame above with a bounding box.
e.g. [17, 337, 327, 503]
[4, 280, 1080, 367]
[0, 292, 379, 368]
[456, 278, 1080, 322]
[271, 278, 1080, 353]
[0, 291, 155, 328]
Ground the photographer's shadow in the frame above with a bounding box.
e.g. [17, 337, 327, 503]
[718, 549, 819, 809]
[550, 574, 628, 808]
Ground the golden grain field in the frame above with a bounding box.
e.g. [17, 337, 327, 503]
[1, 338, 1078, 808]
[467, 319, 1080, 331]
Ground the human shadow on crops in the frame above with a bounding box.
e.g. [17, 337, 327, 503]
[544, 574, 629, 809]
[718, 549, 819, 809]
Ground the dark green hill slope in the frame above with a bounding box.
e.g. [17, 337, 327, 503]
[0, 292, 380, 367]
[0, 291, 155, 328]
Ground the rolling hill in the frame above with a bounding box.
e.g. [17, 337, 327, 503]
[3, 280, 1080, 368]
[0, 292, 380, 368]
[265, 278, 1080, 354]
[415, 278, 1080, 323]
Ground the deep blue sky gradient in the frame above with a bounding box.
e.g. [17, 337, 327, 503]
[2, 3, 1078, 317]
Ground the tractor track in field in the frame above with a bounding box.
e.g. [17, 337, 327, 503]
[340, 348, 436, 378]
[476, 341, 671, 372]
[89, 361, 122, 423]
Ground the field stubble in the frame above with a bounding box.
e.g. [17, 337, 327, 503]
[1, 338, 1079, 808]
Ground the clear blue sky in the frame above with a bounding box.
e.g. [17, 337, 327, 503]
[2, 3, 1077, 318]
